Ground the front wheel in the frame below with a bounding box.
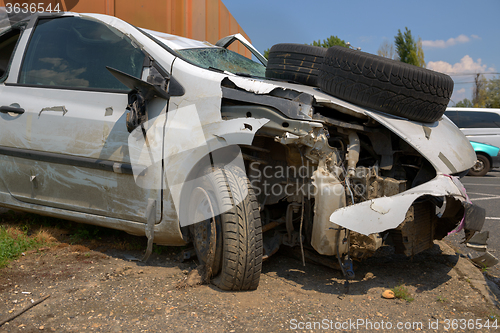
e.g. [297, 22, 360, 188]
[468, 154, 491, 177]
[189, 165, 262, 291]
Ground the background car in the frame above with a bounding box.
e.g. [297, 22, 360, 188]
[445, 107, 500, 148]
[468, 141, 500, 176]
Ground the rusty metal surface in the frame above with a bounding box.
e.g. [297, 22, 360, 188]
[0, 0, 251, 57]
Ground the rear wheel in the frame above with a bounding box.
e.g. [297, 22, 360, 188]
[468, 154, 490, 177]
[189, 165, 262, 290]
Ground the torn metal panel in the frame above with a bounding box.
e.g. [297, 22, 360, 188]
[221, 104, 320, 138]
[222, 75, 278, 95]
[330, 175, 471, 236]
[221, 85, 313, 121]
[206, 117, 269, 146]
[38, 105, 67, 117]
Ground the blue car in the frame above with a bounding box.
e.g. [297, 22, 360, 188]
[469, 141, 500, 176]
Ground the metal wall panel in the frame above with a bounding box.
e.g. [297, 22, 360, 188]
[0, 0, 252, 57]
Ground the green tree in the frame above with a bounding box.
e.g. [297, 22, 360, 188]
[311, 35, 348, 48]
[394, 27, 425, 67]
[455, 98, 473, 107]
[485, 77, 500, 108]
[264, 48, 270, 60]
[416, 37, 426, 68]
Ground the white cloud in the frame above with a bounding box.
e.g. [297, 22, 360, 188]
[451, 88, 467, 105]
[427, 55, 489, 75]
[422, 34, 475, 48]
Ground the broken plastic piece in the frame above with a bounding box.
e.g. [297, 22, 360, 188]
[470, 251, 499, 268]
[466, 231, 489, 252]
[462, 202, 486, 243]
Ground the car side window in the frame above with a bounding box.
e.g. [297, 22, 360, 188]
[444, 111, 459, 126]
[0, 27, 22, 81]
[18, 16, 145, 91]
[458, 111, 500, 129]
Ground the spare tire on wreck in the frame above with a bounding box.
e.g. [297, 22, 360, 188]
[265, 43, 326, 87]
[318, 46, 454, 123]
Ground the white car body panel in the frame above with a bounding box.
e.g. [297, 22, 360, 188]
[330, 175, 466, 236]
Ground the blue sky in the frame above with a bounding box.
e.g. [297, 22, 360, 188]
[222, 0, 500, 104]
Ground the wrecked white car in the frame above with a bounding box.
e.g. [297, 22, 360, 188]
[0, 13, 492, 291]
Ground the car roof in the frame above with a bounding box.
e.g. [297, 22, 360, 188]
[446, 107, 500, 113]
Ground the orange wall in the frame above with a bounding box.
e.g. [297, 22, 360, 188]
[1, 0, 252, 57]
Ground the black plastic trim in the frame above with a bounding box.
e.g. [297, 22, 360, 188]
[0, 146, 133, 175]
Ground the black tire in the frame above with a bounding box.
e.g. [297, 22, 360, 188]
[189, 165, 262, 291]
[468, 154, 491, 177]
[265, 43, 326, 86]
[318, 46, 454, 123]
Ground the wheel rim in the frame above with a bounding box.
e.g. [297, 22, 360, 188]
[472, 159, 485, 172]
[189, 187, 220, 277]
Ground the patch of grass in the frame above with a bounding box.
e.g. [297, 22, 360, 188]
[0, 225, 54, 268]
[436, 296, 446, 303]
[391, 284, 414, 302]
[70, 225, 102, 242]
[153, 244, 167, 255]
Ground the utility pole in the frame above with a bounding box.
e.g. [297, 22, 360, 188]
[473, 73, 485, 107]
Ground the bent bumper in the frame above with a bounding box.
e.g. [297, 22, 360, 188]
[329, 174, 482, 236]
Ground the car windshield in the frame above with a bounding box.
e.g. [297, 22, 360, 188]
[176, 47, 265, 77]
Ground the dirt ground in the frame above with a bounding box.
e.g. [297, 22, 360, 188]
[1, 214, 499, 332]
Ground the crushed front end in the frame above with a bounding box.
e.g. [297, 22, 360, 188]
[220, 77, 494, 277]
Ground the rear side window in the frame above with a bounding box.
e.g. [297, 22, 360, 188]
[19, 16, 145, 91]
[444, 111, 459, 125]
[455, 111, 500, 128]
[0, 27, 21, 81]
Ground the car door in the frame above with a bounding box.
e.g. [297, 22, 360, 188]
[0, 15, 166, 223]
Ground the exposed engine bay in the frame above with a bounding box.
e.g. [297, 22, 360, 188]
[220, 78, 489, 277]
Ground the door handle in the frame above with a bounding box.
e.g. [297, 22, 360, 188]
[0, 105, 25, 114]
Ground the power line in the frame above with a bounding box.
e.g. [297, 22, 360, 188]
[448, 72, 500, 76]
